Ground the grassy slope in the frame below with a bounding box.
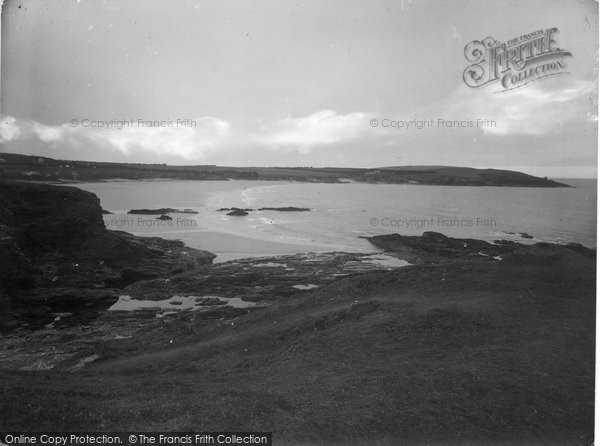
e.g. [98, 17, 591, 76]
[0, 253, 594, 445]
[0, 152, 569, 186]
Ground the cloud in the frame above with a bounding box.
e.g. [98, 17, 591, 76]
[0, 116, 22, 141]
[2, 84, 594, 174]
[0, 110, 378, 160]
[32, 122, 64, 142]
[1, 117, 65, 143]
[440, 77, 597, 136]
[253, 110, 372, 154]
[0, 116, 232, 161]
[92, 118, 231, 159]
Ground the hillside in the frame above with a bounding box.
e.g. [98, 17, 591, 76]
[1, 234, 594, 444]
[0, 152, 569, 187]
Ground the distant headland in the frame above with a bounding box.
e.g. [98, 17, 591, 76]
[0, 152, 570, 187]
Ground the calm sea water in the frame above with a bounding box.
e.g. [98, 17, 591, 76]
[78, 179, 596, 260]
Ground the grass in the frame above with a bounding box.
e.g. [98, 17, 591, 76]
[0, 254, 595, 445]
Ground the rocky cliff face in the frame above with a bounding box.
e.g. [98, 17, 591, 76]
[0, 181, 215, 328]
[0, 181, 105, 252]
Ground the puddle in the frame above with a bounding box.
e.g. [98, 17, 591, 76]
[360, 254, 410, 268]
[109, 294, 256, 313]
[292, 284, 319, 290]
[252, 262, 288, 268]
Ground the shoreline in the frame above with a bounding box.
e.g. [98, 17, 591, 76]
[114, 226, 598, 262]
[41, 176, 591, 187]
[79, 179, 596, 251]
[0, 179, 594, 442]
[113, 229, 380, 263]
[105, 218, 597, 257]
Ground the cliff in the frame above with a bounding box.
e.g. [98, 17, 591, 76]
[0, 180, 215, 327]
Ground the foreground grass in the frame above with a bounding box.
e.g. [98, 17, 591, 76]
[0, 254, 595, 445]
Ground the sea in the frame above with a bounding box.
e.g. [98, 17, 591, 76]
[77, 179, 597, 262]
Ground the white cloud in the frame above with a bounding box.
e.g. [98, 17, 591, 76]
[33, 122, 64, 142]
[0, 116, 22, 141]
[0, 111, 377, 160]
[0, 116, 232, 161]
[440, 78, 597, 136]
[253, 110, 372, 154]
[93, 118, 231, 159]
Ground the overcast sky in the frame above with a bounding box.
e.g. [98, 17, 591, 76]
[0, 0, 597, 177]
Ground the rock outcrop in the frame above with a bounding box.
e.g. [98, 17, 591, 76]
[257, 207, 310, 211]
[127, 208, 198, 215]
[0, 181, 215, 328]
[218, 206, 311, 215]
[226, 209, 249, 216]
[365, 231, 595, 265]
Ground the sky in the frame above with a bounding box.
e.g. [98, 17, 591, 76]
[0, 0, 597, 177]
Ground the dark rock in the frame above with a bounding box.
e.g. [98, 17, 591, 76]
[121, 251, 406, 303]
[101, 210, 113, 214]
[520, 232, 534, 239]
[127, 208, 178, 215]
[0, 181, 105, 253]
[217, 206, 311, 213]
[364, 231, 595, 266]
[217, 207, 254, 212]
[128, 208, 198, 215]
[156, 214, 173, 220]
[258, 207, 310, 212]
[227, 210, 249, 216]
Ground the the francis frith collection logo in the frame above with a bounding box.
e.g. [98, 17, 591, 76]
[463, 27, 572, 92]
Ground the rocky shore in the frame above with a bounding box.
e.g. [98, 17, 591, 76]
[0, 181, 214, 330]
[365, 231, 595, 264]
[0, 180, 594, 444]
[0, 180, 408, 365]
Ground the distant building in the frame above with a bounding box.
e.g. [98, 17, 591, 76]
[37, 157, 45, 164]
